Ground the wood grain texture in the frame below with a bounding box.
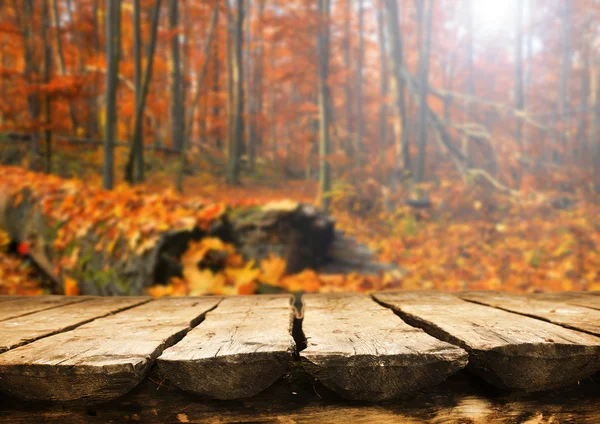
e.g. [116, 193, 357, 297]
[1, 370, 598, 423]
[373, 292, 600, 392]
[460, 291, 600, 335]
[0, 296, 87, 321]
[0, 297, 150, 353]
[158, 295, 295, 400]
[533, 292, 600, 311]
[300, 293, 468, 401]
[0, 297, 220, 403]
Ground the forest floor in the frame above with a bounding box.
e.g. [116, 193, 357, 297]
[1, 152, 599, 296]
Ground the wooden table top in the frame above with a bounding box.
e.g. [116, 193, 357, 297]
[0, 291, 598, 423]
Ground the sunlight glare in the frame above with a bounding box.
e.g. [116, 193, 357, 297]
[471, 0, 517, 38]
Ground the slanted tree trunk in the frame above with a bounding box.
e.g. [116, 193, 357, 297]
[385, 0, 410, 178]
[169, 0, 184, 152]
[317, 0, 332, 212]
[414, 0, 433, 183]
[177, 3, 219, 193]
[104, 0, 121, 190]
[124, 0, 161, 184]
[226, 0, 245, 186]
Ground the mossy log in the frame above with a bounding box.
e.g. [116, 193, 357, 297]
[0, 183, 336, 295]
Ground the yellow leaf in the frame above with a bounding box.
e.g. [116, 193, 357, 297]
[260, 254, 287, 286]
[261, 199, 299, 213]
[64, 277, 80, 296]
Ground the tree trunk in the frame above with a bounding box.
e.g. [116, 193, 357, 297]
[177, 4, 219, 193]
[558, 0, 571, 163]
[42, 0, 53, 174]
[590, 56, 599, 188]
[103, 0, 121, 190]
[414, 0, 433, 184]
[514, 0, 524, 149]
[169, 0, 184, 152]
[463, 0, 474, 163]
[355, 0, 364, 157]
[19, 0, 39, 167]
[132, 0, 143, 179]
[376, 1, 389, 158]
[317, 0, 332, 213]
[226, 0, 245, 185]
[385, 0, 410, 177]
[50, 0, 78, 133]
[124, 0, 161, 185]
[343, 0, 353, 157]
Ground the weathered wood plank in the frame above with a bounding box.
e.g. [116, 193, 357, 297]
[533, 292, 600, 311]
[1, 370, 599, 424]
[157, 295, 295, 400]
[460, 291, 600, 336]
[0, 296, 87, 322]
[0, 297, 220, 403]
[373, 292, 600, 392]
[0, 297, 150, 353]
[300, 293, 468, 401]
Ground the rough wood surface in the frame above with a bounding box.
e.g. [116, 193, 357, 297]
[157, 295, 295, 400]
[533, 292, 600, 311]
[1, 370, 598, 423]
[373, 292, 600, 392]
[0, 296, 87, 322]
[460, 291, 600, 336]
[300, 293, 468, 401]
[0, 297, 150, 353]
[0, 297, 220, 403]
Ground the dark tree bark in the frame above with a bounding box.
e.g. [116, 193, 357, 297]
[385, 0, 411, 176]
[226, 0, 245, 185]
[317, 0, 332, 212]
[169, 0, 184, 152]
[103, 0, 121, 190]
[42, 0, 53, 174]
[124, 0, 162, 184]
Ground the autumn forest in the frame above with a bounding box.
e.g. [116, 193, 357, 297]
[0, 0, 599, 297]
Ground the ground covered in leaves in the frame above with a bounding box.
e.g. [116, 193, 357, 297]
[1, 165, 599, 296]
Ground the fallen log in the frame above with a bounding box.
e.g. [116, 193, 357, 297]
[0, 167, 401, 296]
